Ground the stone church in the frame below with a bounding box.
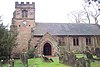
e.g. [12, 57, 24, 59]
[11, 2, 100, 57]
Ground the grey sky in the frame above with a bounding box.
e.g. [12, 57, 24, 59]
[0, 0, 83, 27]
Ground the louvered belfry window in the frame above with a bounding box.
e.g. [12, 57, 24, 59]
[22, 10, 28, 18]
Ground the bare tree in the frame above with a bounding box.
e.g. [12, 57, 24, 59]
[0, 16, 2, 22]
[67, 10, 87, 23]
[83, 0, 100, 24]
[67, 0, 100, 24]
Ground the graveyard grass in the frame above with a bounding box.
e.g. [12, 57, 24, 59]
[3, 57, 70, 67]
[3, 54, 100, 67]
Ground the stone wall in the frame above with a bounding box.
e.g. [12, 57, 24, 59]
[11, 2, 35, 55]
[11, 2, 100, 57]
[29, 35, 100, 56]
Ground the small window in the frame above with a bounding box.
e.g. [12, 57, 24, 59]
[19, 25, 21, 27]
[73, 37, 79, 46]
[86, 37, 91, 45]
[22, 10, 28, 18]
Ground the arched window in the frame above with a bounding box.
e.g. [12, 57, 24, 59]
[86, 37, 91, 45]
[22, 10, 28, 18]
[73, 37, 79, 46]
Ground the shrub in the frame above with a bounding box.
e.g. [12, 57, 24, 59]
[12, 52, 21, 59]
[27, 48, 35, 58]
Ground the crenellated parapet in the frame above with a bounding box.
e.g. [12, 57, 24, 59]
[15, 2, 35, 9]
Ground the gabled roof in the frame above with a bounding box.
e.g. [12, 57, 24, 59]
[32, 23, 100, 36]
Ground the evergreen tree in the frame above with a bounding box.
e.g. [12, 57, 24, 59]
[0, 17, 17, 61]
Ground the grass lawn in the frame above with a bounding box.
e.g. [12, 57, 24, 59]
[3, 54, 100, 67]
[28, 57, 70, 67]
[3, 57, 70, 67]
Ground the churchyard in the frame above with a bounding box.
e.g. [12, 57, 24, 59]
[1, 55, 100, 67]
[0, 46, 100, 67]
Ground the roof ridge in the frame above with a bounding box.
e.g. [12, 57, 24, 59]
[36, 23, 98, 25]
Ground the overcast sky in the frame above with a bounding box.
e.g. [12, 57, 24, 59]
[0, 0, 83, 26]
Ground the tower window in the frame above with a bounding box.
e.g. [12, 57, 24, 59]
[73, 37, 79, 46]
[86, 37, 91, 45]
[22, 10, 28, 18]
[19, 25, 21, 27]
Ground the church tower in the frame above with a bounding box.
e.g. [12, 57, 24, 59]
[11, 2, 35, 53]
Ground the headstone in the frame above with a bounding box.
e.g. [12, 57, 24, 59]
[20, 53, 24, 64]
[63, 52, 76, 67]
[42, 57, 50, 62]
[42, 56, 54, 62]
[49, 58, 54, 62]
[95, 48, 100, 57]
[85, 52, 94, 62]
[83, 47, 94, 62]
[59, 51, 76, 67]
[11, 59, 14, 67]
[75, 57, 90, 67]
[90, 47, 95, 54]
[24, 53, 28, 67]
[8, 59, 12, 67]
[8, 59, 14, 67]
[59, 53, 63, 63]
[20, 52, 28, 67]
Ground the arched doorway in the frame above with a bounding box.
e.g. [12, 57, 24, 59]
[43, 43, 51, 56]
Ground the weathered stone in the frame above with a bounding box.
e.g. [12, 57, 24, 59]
[59, 51, 76, 67]
[20, 52, 28, 67]
[42, 56, 54, 62]
[75, 57, 90, 67]
[49, 58, 54, 62]
[8, 59, 14, 67]
[85, 52, 94, 62]
[95, 48, 100, 57]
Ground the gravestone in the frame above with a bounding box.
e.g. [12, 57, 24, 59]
[59, 51, 76, 67]
[42, 56, 54, 62]
[85, 52, 94, 62]
[65, 52, 76, 67]
[20, 52, 28, 67]
[8, 59, 14, 67]
[75, 57, 90, 67]
[42, 56, 50, 62]
[83, 47, 94, 62]
[49, 58, 54, 62]
[95, 48, 100, 57]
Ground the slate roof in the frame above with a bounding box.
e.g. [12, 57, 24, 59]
[32, 23, 100, 36]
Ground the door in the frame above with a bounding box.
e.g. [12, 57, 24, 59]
[43, 43, 51, 56]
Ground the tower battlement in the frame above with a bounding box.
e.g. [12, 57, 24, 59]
[15, 2, 35, 8]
